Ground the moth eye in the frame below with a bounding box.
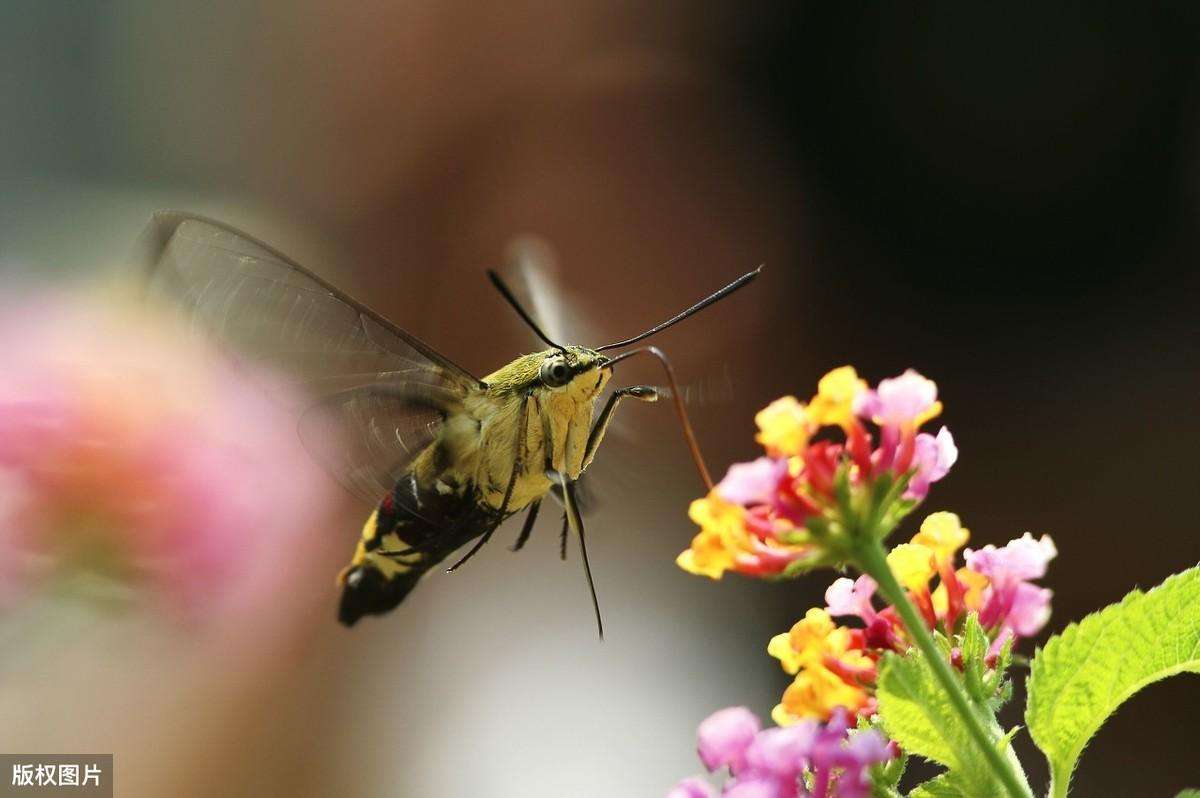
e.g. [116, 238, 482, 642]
[540, 357, 572, 388]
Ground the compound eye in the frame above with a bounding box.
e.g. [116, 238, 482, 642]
[540, 357, 572, 388]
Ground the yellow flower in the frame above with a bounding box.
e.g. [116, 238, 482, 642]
[769, 608, 835, 673]
[768, 607, 875, 724]
[754, 396, 811, 457]
[887, 543, 936, 592]
[676, 531, 734, 580]
[676, 494, 748, 579]
[772, 662, 869, 725]
[912, 511, 969, 566]
[767, 608, 871, 674]
[806, 366, 867, 429]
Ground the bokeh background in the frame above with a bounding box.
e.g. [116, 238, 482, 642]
[2, 2, 1199, 796]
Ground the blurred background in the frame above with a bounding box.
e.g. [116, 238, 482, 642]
[2, 2, 1199, 795]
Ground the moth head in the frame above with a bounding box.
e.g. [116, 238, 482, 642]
[538, 347, 608, 390]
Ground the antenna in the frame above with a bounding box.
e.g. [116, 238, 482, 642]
[596, 265, 762, 352]
[487, 269, 568, 354]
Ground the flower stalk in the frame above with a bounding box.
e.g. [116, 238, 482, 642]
[854, 538, 1033, 798]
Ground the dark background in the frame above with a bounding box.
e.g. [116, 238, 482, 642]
[2, 2, 1198, 795]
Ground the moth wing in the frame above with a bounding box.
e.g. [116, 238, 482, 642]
[139, 211, 479, 503]
[297, 383, 456, 504]
[500, 235, 601, 349]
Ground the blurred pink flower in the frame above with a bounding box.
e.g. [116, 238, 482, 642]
[668, 776, 717, 798]
[807, 710, 894, 798]
[698, 706, 761, 774]
[852, 369, 940, 429]
[0, 291, 338, 619]
[742, 724, 816, 785]
[676, 707, 895, 798]
[724, 780, 783, 798]
[716, 458, 789, 507]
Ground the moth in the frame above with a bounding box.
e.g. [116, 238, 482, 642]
[139, 212, 759, 635]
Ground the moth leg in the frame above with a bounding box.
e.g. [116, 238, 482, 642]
[550, 469, 603, 640]
[447, 392, 532, 573]
[538, 394, 557, 474]
[510, 499, 541, 552]
[544, 483, 569, 560]
[582, 385, 658, 470]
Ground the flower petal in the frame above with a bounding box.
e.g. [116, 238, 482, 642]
[666, 776, 716, 798]
[717, 458, 788, 506]
[911, 511, 968, 564]
[863, 369, 940, 428]
[697, 707, 761, 773]
[754, 396, 811, 457]
[886, 543, 936, 592]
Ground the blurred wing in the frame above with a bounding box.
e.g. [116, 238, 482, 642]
[501, 235, 600, 348]
[139, 211, 481, 503]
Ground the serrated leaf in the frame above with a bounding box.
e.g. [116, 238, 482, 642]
[908, 773, 971, 798]
[960, 613, 990, 701]
[876, 648, 998, 796]
[871, 751, 907, 796]
[1026, 566, 1200, 798]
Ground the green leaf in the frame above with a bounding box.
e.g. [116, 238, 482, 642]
[908, 773, 971, 798]
[1026, 566, 1200, 798]
[870, 743, 907, 797]
[1175, 790, 1200, 798]
[876, 645, 1001, 797]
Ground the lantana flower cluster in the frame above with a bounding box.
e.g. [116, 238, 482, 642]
[677, 368, 958, 580]
[769, 512, 1056, 725]
[669, 707, 896, 798]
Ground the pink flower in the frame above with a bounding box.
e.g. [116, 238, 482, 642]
[718, 458, 789, 507]
[906, 426, 958, 499]
[965, 533, 1057, 640]
[668, 777, 717, 798]
[698, 707, 762, 774]
[830, 727, 897, 798]
[0, 292, 337, 619]
[806, 709, 894, 798]
[724, 780, 785, 798]
[677, 707, 896, 798]
[743, 723, 819, 784]
[824, 575, 878, 625]
[853, 369, 940, 429]
[1004, 582, 1053, 637]
[966, 533, 1057, 583]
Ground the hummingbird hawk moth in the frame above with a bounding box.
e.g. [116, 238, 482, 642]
[139, 212, 759, 635]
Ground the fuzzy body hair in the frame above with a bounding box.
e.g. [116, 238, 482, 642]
[410, 346, 610, 512]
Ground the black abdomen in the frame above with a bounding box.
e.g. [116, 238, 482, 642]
[338, 475, 496, 626]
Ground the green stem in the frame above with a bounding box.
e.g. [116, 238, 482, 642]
[856, 539, 1033, 798]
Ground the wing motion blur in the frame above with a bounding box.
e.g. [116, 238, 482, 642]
[138, 211, 481, 503]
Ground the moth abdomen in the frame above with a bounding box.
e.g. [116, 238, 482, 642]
[338, 564, 423, 626]
[336, 475, 497, 626]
